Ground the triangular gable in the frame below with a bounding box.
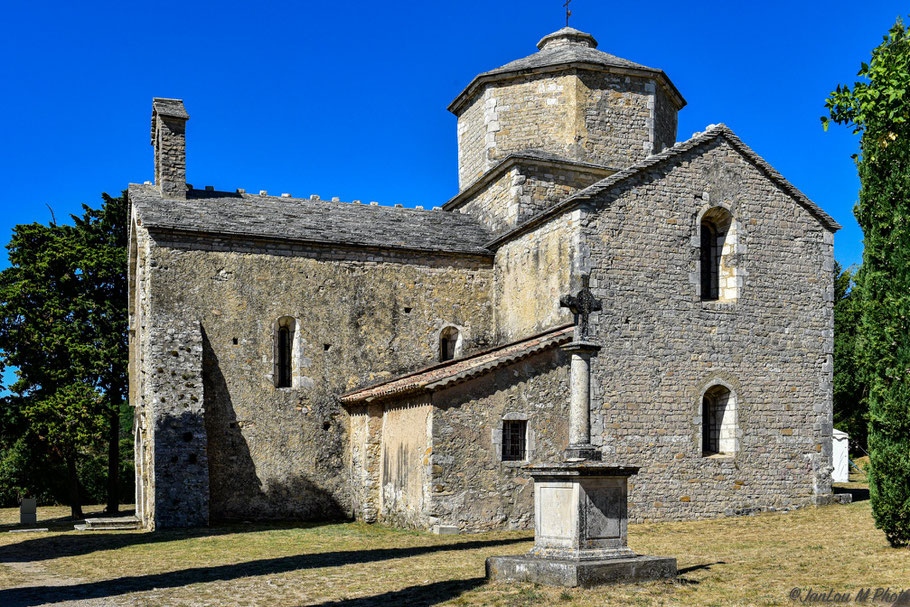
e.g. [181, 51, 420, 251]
[487, 125, 841, 249]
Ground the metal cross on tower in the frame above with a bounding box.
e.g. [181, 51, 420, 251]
[563, 0, 572, 27]
[559, 274, 602, 341]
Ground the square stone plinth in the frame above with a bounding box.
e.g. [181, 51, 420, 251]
[486, 554, 677, 588]
[528, 463, 640, 557]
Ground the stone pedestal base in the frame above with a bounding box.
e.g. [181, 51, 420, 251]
[486, 462, 677, 588]
[486, 554, 677, 588]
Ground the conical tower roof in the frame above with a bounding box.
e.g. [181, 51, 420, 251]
[449, 27, 685, 114]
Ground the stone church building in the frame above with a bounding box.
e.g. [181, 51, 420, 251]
[129, 27, 841, 530]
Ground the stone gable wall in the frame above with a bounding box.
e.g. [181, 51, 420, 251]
[135, 233, 494, 525]
[583, 138, 835, 521]
[428, 349, 570, 532]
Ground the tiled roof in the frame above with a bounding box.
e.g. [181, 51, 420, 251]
[129, 183, 494, 256]
[487, 124, 842, 249]
[339, 324, 574, 405]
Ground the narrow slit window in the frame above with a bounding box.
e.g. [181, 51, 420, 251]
[277, 327, 291, 388]
[700, 223, 718, 300]
[275, 316, 296, 388]
[502, 420, 527, 461]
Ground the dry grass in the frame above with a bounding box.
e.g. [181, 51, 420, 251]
[0, 496, 907, 607]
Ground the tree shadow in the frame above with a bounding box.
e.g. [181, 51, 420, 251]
[0, 520, 335, 563]
[0, 537, 523, 607]
[0, 507, 135, 532]
[307, 577, 486, 607]
[675, 561, 726, 586]
[677, 561, 725, 575]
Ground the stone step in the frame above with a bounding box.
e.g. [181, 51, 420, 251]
[76, 515, 141, 531]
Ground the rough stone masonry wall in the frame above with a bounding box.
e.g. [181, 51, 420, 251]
[578, 71, 659, 169]
[494, 211, 580, 342]
[457, 71, 671, 190]
[653, 87, 679, 153]
[130, 223, 154, 527]
[144, 316, 209, 528]
[456, 73, 578, 190]
[154, 115, 187, 199]
[132, 218, 211, 528]
[517, 164, 604, 224]
[453, 162, 605, 235]
[454, 168, 518, 234]
[583, 137, 835, 521]
[141, 232, 494, 524]
[348, 403, 382, 523]
[428, 349, 570, 532]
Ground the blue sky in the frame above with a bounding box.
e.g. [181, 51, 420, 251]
[0, 0, 905, 275]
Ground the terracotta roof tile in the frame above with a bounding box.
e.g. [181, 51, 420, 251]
[340, 324, 574, 405]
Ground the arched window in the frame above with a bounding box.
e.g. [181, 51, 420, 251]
[439, 326, 461, 362]
[699, 207, 737, 302]
[701, 384, 737, 455]
[275, 316, 296, 388]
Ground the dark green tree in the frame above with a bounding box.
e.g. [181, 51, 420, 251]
[824, 17, 910, 547]
[0, 221, 103, 517]
[71, 193, 130, 513]
[833, 262, 867, 452]
[0, 192, 130, 518]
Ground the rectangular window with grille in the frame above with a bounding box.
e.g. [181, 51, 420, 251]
[502, 420, 527, 462]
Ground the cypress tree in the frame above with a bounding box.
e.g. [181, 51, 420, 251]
[824, 17, 910, 547]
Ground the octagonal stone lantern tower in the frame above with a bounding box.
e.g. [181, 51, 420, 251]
[487, 276, 677, 588]
[449, 27, 686, 190]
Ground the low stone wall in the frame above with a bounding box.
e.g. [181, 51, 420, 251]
[428, 349, 570, 532]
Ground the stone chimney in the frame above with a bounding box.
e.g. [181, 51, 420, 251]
[151, 98, 189, 199]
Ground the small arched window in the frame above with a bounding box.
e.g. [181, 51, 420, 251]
[439, 326, 461, 362]
[702, 384, 737, 455]
[699, 207, 737, 302]
[275, 316, 296, 388]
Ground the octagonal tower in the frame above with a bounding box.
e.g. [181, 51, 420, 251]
[449, 28, 686, 191]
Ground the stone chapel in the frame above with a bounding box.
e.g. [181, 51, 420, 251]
[129, 27, 841, 531]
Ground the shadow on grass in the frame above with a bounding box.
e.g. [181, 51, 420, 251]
[0, 520, 340, 563]
[0, 508, 135, 532]
[675, 561, 726, 586]
[308, 577, 486, 606]
[677, 561, 725, 575]
[0, 537, 525, 607]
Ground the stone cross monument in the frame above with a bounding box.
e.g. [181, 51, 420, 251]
[487, 274, 677, 587]
[559, 274, 602, 461]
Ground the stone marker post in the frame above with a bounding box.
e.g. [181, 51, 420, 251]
[20, 498, 37, 526]
[486, 274, 677, 587]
